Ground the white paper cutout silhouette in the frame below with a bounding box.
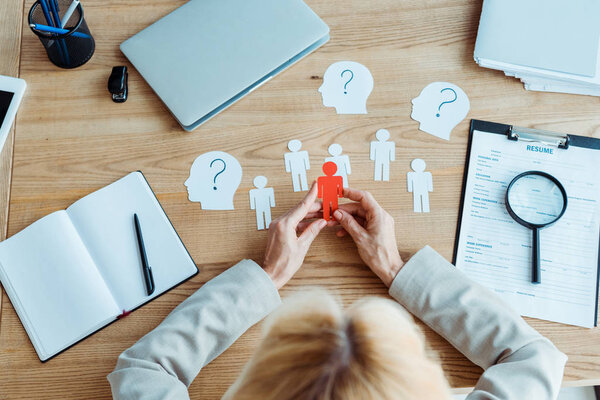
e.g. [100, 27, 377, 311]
[411, 82, 470, 141]
[284, 139, 311, 192]
[325, 144, 351, 187]
[249, 176, 275, 231]
[370, 129, 395, 181]
[185, 151, 242, 210]
[407, 159, 433, 213]
[319, 61, 374, 114]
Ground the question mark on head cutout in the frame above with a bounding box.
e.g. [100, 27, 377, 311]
[436, 88, 458, 117]
[210, 158, 226, 190]
[341, 69, 354, 94]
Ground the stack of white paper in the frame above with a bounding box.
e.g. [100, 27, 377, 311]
[474, 0, 600, 96]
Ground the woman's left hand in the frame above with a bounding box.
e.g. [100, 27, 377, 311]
[262, 182, 329, 289]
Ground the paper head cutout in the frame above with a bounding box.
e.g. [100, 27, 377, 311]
[411, 82, 470, 141]
[253, 175, 267, 189]
[288, 139, 302, 152]
[376, 128, 390, 142]
[319, 61, 374, 114]
[328, 143, 342, 157]
[185, 151, 242, 210]
[323, 161, 337, 176]
[411, 158, 426, 172]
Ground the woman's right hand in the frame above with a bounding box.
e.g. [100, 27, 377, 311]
[333, 188, 405, 287]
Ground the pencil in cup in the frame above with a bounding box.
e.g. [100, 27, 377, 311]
[28, 0, 95, 69]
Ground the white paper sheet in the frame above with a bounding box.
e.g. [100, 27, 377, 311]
[475, 35, 600, 97]
[455, 130, 600, 327]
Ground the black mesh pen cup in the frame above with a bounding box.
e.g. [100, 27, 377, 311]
[28, 0, 95, 69]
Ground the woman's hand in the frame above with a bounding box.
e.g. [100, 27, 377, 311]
[263, 182, 328, 290]
[333, 188, 404, 287]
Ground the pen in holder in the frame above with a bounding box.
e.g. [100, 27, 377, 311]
[28, 0, 95, 69]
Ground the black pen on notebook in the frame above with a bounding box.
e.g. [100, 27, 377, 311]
[134, 213, 155, 296]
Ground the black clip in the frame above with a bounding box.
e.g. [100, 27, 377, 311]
[108, 66, 128, 103]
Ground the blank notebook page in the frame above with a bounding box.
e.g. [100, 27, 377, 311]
[0, 211, 119, 359]
[66, 172, 198, 311]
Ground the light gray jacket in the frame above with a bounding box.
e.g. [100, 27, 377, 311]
[108, 246, 567, 399]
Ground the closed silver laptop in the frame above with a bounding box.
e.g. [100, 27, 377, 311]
[121, 0, 330, 131]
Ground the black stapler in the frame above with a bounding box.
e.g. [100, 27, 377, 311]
[108, 66, 128, 103]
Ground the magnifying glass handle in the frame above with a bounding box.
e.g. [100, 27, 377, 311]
[532, 228, 541, 284]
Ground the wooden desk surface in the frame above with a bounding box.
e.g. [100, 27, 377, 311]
[1, 0, 600, 398]
[0, 0, 24, 317]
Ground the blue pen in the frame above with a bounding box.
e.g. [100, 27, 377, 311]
[47, 0, 70, 65]
[38, 0, 66, 64]
[37, 0, 54, 28]
[43, 0, 67, 65]
[30, 23, 91, 39]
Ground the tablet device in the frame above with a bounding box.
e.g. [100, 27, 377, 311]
[0, 75, 26, 153]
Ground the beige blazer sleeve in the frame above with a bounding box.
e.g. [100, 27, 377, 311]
[107, 259, 281, 400]
[389, 246, 567, 400]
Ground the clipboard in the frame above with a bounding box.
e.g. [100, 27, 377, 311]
[452, 119, 600, 327]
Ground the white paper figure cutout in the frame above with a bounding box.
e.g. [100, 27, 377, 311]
[325, 144, 351, 187]
[370, 129, 395, 181]
[185, 151, 242, 210]
[284, 139, 311, 192]
[407, 159, 433, 213]
[249, 176, 275, 231]
[411, 82, 470, 141]
[319, 61, 374, 114]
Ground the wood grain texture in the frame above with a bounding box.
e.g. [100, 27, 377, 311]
[2, 0, 600, 398]
[0, 0, 24, 330]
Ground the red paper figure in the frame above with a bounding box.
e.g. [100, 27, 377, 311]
[318, 161, 344, 221]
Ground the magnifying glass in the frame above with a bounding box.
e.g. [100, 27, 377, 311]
[505, 171, 567, 284]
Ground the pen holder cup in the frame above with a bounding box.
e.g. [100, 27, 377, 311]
[28, 0, 95, 69]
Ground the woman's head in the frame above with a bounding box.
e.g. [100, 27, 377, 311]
[224, 291, 451, 400]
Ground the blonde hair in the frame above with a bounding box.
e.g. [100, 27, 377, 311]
[223, 291, 452, 400]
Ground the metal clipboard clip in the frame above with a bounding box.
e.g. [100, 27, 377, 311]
[508, 126, 570, 149]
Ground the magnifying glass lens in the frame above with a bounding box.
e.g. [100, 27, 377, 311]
[506, 172, 568, 285]
[507, 174, 565, 225]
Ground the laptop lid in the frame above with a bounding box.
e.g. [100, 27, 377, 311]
[121, 0, 329, 130]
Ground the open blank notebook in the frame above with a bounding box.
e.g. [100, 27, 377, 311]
[0, 172, 198, 361]
[454, 121, 600, 328]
